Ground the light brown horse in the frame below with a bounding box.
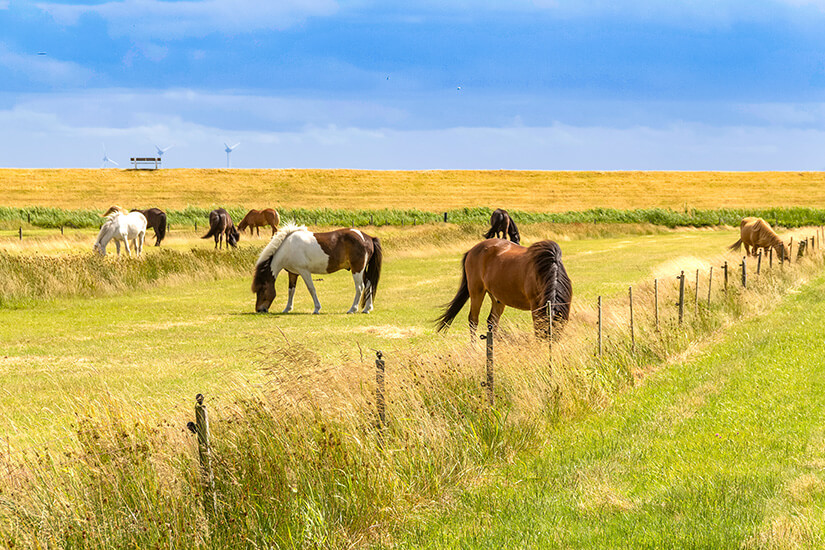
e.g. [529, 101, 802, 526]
[238, 208, 280, 237]
[436, 238, 572, 337]
[729, 217, 789, 260]
[101, 205, 128, 217]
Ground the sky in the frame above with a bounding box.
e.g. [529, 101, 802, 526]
[2, 0, 825, 169]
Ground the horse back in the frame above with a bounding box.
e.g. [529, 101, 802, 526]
[465, 239, 538, 311]
[312, 228, 375, 273]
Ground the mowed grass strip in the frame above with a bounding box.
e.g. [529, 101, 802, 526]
[3, 169, 825, 211]
[395, 273, 825, 549]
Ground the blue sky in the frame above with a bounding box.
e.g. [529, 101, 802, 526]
[2, 0, 825, 169]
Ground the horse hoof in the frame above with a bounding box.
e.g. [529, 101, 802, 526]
[313, 310, 321, 315]
[346, 309, 357, 314]
[361, 309, 372, 314]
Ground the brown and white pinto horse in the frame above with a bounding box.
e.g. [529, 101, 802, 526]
[253, 222, 383, 314]
[238, 208, 280, 237]
[202, 208, 240, 249]
[484, 208, 520, 244]
[729, 217, 789, 260]
[436, 238, 571, 337]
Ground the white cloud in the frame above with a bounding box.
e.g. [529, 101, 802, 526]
[2, 88, 825, 170]
[0, 43, 94, 86]
[36, 0, 339, 39]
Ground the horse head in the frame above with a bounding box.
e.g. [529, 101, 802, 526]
[227, 226, 240, 248]
[252, 258, 276, 313]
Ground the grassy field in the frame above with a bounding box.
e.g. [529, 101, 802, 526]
[397, 270, 825, 549]
[3, 168, 825, 211]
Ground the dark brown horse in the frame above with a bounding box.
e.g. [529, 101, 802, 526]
[253, 222, 382, 314]
[238, 208, 280, 236]
[484, 208, 520, 245]
[131, 208, 167, 246]
[436, 238, 571, 337]
[202, 208, 240, 249]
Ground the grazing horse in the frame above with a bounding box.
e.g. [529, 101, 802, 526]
[238, 208, 280, 237]
[484, 208, 520, 245]
[202, 208, 240, 249]
[252, 222, 383, 314]
[729, 217, 789, 261]
[93, 211, 147, 257]
[131, 208, 167, 246]
[436, 238, 572, 337]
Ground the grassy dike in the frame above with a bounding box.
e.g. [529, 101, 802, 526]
[395, 273, 825, 548]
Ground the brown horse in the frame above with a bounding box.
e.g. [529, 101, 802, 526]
[131, 208, 167, 246]
[729, 217, 789, 260]
[436, 238, 571, 337]
[484, 208, 520, 244]
[202, 208, 240, 249]
[253, 222, 382, 314]
[101, 205, 128, 217]
[238, 208, 280, 237]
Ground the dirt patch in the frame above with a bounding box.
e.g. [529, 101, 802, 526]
[351, 325, 424, 339]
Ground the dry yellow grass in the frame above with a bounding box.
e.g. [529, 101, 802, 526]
[3, 169, 825, 210]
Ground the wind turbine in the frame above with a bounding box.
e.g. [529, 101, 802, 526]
[155, 144, 173, 158]
[101, 144, 119, 168]
[224, 142, 239, 168]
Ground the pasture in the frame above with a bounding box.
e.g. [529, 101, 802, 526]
[3, 169, 825, 547]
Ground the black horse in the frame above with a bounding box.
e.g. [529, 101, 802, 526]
[484, 208, 520, 245]
[202, 208, 240, 249]
[131, 208, 167, 246]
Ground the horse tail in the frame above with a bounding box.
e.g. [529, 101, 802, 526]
[202, 223, 218, 239]
[728, 238, 742, 252]
[483, 226, 497, 239]
[435, 252, 471, 332]
[155, 211, 167, 245]
[361, 237, 383, 308]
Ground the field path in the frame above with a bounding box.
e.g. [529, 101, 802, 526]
[397, 273, 825, 548]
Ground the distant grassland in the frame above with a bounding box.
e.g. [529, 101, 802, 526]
[3, 169, 825, 211]
[4, 205, 825, 230]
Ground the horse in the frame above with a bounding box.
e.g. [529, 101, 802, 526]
[202, 208, 240, 249]
[101, 205, 128, 216]
[436, 238, 572, 337]
[93, 211, 147, 257]
[484, 208, 520, 245]
[238, 208, 280, 237]
[252, 222, 383, 314]
[729, 217, 789, 261]
[131, 208, 167, 246]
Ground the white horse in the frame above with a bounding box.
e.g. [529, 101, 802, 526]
[252, 222, 383, 314]
[93, 211, 147, 257]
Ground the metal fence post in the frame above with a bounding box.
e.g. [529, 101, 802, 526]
[707, 266, 713, 307]
[757, 249, 762, 275]
[741, 256, 747, 288]
[375, 351, 386, 447]
[678, 271, 685, 324]
[723, 261, 728, 294]
[694, 269, 699, 312]
[629, 286, 635, 353]
[597, 296, 603, 356]
[654, 278, 660, 332]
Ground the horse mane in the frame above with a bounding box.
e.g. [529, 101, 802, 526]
[527, 240, 572, 323]
[252, 221, 307, 288]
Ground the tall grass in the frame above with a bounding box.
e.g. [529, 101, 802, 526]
[0, 248, 258, 308]
[1, 243, 821, 548]
[3, 205, 825, 230]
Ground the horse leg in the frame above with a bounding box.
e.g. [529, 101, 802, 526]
[283, 272, 299, 313]
[347, 270, 365, 314]
[114, 240, 121, 256]
[743, 243, 751, 256]
[299, 270, 322, 314]
[486, 298, 506, 334]
[467, 287, 485, 339]
[122, 238, 131, 257]
[138, 232, 145, 256]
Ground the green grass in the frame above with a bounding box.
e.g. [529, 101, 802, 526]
[3, 205, 825, 230]
[395, 271, 825, 549]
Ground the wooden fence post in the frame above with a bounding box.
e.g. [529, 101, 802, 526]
[443, 212, 448, 223]
[723, 261, 728, 294]
[678, 271, 685, 324]
[597, 296, 603, 356]
[741, 256, 747, 288]
[654, 278, 660, 332]
[375, 351, 386, 447]
[18, 227, 22, 241]
[769, 248, 773, 269]
[707, 266, 713, 307]
[194, 221, 197, 232]
[27, 213, 30, 223]
[629, 286, 635, 353]
[789, 237, 794, 264]
[186, 394, 216, 515]
[694, 269, 699, 312]
[757, 249, 762, 275]
[481, 330, 494, 406]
